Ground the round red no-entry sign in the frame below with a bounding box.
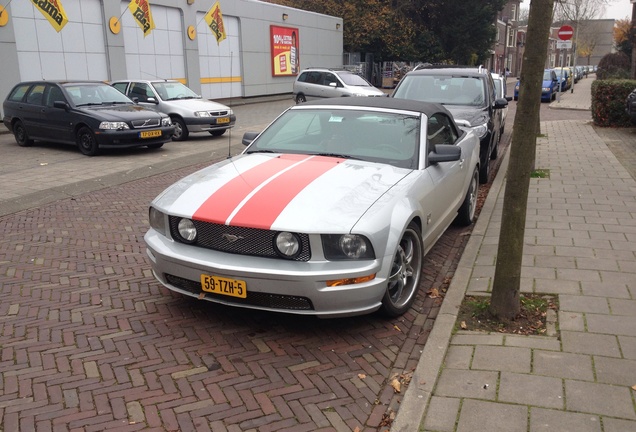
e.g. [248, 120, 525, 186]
[558, 25, 574, 40]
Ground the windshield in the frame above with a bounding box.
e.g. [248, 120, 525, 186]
[393, 75, 486, 107]
[64, 83, 132, 106]
[151, 81, 199, 100]
[246, 107, 420, 169]
[337, 72, 374, 87]
[543, 71, 553, 80]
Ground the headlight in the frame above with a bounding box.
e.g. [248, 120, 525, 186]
[274, 232, 301, 258]
[322, 234, 375, 260]
[472, 123, 488, 139]
[194, 111, 212, 117]
[99, 121, 129, 130]
[542, 87, 550, 92]
[161, 117, 172, 127]
[352, 93, 366, 97]
[149, 207, 167, 236]
[177, 218, 197, 243]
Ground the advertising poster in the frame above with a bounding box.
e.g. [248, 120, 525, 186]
[270, 25, 299, 77]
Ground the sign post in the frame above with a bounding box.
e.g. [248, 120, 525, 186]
[557, 25, 575, 101]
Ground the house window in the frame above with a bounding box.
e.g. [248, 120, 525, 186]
[511, 4, 517, 21]
[507, 29, 516, 47]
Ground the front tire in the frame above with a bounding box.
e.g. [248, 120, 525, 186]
[479, 151, 490, 184]
[455, 168, 479, 226]
[13, 120, 34, 147]
[171, 117, 189, 141]
[380, 222, 423, 317]
[76, 126, 99, 156]
[295, 94, 307, 104]
[147, 143, 164, 149]
[209, 129, 226, 137]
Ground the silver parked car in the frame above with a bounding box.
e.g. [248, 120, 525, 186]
[293, 68, 386, 104]
[111, 79, 236, 141]
[144, 97, 480, 318]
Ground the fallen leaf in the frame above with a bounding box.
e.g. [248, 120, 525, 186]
[358, 373, 366, 379]
[354, 427, 361, 432]
[391, 378, 401, 393]
[393, 325, 401, 332]
[632, 384, 636, 391]
[460, 321, 467, 329]
[198, 292, 205, 299]
[428, 288, 440, 298]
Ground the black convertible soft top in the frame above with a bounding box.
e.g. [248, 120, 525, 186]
[302, 96, 450, 119]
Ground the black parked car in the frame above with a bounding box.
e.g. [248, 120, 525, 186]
[391, 65, 508, 183]
[2, 81, 175, 156]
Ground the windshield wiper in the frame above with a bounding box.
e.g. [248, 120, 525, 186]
[314, 152, 361, 160]
[246, 149, 277, 154]
[76, 102, 103, 107]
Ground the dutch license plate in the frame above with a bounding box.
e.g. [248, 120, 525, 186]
[140, 130, 162, 139]
[200, 274, 247, 298]
[216, 117, 230, 124]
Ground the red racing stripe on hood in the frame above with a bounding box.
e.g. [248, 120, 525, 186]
[193, 154, 309, 224]
[230, 156, 342, 229]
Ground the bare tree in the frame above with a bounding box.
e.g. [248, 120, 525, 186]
[489, 0, 555, 319]
[553, 0, 611, 22]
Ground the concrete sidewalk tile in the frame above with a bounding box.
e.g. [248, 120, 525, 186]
[498, 372, 564, 409]
[434, 369, 497, 400]
[618, 335, 636, 360]
[557, 268, 601, 282]
[580, 281, 631, 299]
[520, 266, 556, 281]
[618, 259, 636, 274]
[504, 334, 560, 351]
[534, 279, 580, 294]
[443, 345, 473, 370]
[533, 351, 594, 381]
[456, 399, 527, 432]
[559, 295, 609, 314]
[602, 417, 636, 431]
[421, 396, 460, 432]
[575, 257, 620, 272]
[471, 346, 531, 373]
[608, 298, 636, 316]
[593, 356, 636, 386]
[560, 331, 621, 357]
[529, 407, 601, 432]
[534, 255, 575, 269]
[557, 311, 585, 332]
[554, 245, 596, 258]
[451, 333, 503, 346]
[565, 380, 636, 419]
[586, 314, 636, 337]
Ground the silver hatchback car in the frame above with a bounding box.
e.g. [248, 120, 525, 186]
[292, 68, 386, 104]
[111, 80, 236, 141]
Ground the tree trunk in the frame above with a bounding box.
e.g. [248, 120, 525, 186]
[489, 0, 554, 319]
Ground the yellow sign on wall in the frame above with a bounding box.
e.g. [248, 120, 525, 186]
[32, 0, 69, 32]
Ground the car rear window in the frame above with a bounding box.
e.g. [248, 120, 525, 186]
[7, 85, 30, 102]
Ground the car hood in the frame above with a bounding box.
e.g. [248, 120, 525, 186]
[350, 86, 386, 97]
[161, 98, 230, 111]
[542, 79, 554, 87]
[443, 105, 488, 127]
[153, 153, 411, 233]
[81, 104, 165, 120]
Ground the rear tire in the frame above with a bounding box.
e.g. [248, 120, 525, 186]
[455, 168, 479, 226]
[76, 126, 99, 156]
[171, 117, 188, 141]
[380, 222, 423, 317]
[13, 121, 34, 147]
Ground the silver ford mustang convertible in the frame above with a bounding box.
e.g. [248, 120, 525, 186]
[144, 97, 480, 318]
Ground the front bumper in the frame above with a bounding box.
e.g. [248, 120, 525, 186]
[94, 126, 175, 148]
[144, 230, 389, 318]
[185, 114, 237, 133]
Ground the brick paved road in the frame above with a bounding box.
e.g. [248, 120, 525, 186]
[0, 94, 593, 431]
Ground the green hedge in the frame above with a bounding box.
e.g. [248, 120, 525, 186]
[591, 79, 636, 127]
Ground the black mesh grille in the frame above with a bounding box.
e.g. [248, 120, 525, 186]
[131, 118, 161, 128]
[169, 217, 311, 261]
[165, 274, 314, 311]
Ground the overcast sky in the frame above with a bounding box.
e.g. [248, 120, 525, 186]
[520, 1, 632, 20]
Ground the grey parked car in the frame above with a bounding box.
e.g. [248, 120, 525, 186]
[111, 80, 236, 141]
[292, 68, 386, 104]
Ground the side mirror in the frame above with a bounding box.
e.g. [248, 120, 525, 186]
[494, 97, 509, 109]
[147, 97, 158, 104]
[428, 144, 461, 164]
[242, 131, 259, 146]
[53, 101, 69, 110]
